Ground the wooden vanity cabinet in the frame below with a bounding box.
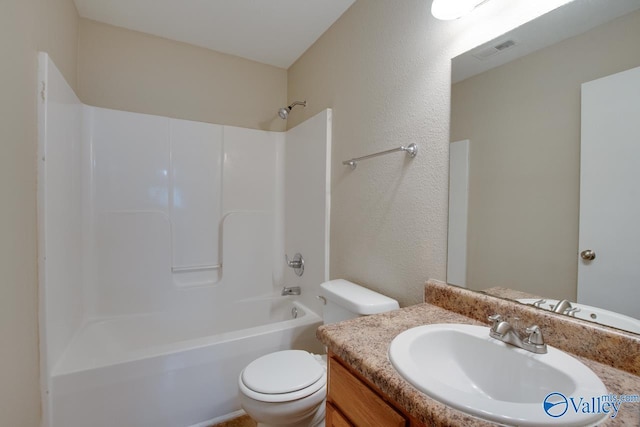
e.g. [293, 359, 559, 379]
[326, 402, 354, 427]
[327, 352, 425, 427]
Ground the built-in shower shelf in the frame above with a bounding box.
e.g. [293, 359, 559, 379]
[171, 264, 222, 273]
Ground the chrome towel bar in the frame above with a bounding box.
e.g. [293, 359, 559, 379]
[342, 143, 418, 169]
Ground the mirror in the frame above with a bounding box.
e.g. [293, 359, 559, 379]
[448, 0, 640, 334]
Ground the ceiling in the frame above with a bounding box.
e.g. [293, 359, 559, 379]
[73, 0, 356, 69]
[452, 0, 640, 83]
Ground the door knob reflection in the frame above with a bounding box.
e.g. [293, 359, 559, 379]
[580, 249, 596, 261]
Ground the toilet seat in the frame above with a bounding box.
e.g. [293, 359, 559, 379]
[239, 350, 327, 403]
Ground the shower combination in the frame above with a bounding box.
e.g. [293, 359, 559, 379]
[278, 100, 306, 119]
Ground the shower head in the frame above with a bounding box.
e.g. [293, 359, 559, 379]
[278, 107, 289, 120]
[278, 100, 306, 119]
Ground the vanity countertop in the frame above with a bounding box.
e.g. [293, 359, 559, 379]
[317, 302, 640, 426]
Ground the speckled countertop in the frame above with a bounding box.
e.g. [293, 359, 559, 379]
[317, 302, 640, 426]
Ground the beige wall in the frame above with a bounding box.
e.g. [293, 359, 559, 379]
[0, 1, 580, 423]
[451, 10, 640, 299]
[0, 0, 78, 425]
[78, 19, 288, 131]
[37, 0, 79, 89]
[287, 0, 570, 306]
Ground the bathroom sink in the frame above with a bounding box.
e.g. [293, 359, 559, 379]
[389, 324, 608, 426]
[517, 298, 640, 334]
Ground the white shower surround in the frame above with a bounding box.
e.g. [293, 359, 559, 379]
[37, 53, 331, 427]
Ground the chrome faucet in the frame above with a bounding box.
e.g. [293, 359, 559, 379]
[552, 299, 573, 314]
[281, 286, 301, 296]
[488, 314, 547, 354]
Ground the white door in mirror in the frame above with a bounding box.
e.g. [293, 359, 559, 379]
[578, 66, 640, 319]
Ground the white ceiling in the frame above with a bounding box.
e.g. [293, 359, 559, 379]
[452, 0, 640, 83]
[73, 0, 356, 69]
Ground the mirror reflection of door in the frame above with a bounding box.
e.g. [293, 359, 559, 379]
[578, 66, 640, 319]
[448, 2, 640, 334]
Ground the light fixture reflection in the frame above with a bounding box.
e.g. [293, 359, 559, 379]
[431, 0, 486, 20]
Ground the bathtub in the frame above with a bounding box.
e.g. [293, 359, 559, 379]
[50, 297, 323, 427]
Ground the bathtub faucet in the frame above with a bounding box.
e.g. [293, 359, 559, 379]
[282, 286, 301, 296]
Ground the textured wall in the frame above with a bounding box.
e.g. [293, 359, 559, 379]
[287, 0, 573, 306]
[451, 10, 640, 300]
[0, 2, 577, 425]
[0, 0, 78, 425]
[78, 19, 288, 132]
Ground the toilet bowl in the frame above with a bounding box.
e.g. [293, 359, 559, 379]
[238, 280, 399, 427]
[238, 350, 327, 427]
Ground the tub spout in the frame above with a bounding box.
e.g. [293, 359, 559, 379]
[282, 286, 301, 296]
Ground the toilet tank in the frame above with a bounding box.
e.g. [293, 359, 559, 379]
[320, 279, 400, 325]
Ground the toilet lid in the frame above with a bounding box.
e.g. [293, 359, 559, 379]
[241, 350, 324, 394]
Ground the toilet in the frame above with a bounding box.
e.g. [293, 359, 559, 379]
[238, 279, 399, 427]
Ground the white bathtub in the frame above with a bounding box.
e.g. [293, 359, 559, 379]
[50, 297, 323, 427]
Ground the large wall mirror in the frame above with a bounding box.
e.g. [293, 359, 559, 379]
[447, 0, 640, 334]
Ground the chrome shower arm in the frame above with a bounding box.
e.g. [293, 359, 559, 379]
[288, 100, 306, 108]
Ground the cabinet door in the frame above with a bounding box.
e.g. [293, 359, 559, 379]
[326, 402, 353, 427]
[328, 358, 406, 427]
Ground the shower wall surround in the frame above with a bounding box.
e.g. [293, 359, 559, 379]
[38, 53, 331, 427]
[86, 107, 281, 317]
[37, 53, 84, 382]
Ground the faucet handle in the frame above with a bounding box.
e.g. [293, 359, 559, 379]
[532, 299, 547, 308]
[565, 307, 581, 317]
[525, 325, 545, 345]
[488, 314, 502, 329]
[285, 253, 304, 276]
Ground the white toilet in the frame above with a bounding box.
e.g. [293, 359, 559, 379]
[238, 279, 399, 427]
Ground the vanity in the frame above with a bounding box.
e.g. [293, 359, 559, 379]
[321, 2, 640, 424]
[323, 301, 488, 427]
[318, 281, 640, 426]
[327, 354, 408, 427]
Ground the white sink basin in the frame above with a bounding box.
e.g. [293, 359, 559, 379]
[389, 324, 608, 426]
[517, 298, 640, 334]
